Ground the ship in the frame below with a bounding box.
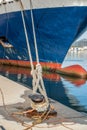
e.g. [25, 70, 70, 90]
[0, 0, 87, 70]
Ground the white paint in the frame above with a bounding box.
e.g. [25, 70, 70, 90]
[0, 0, 87, 15]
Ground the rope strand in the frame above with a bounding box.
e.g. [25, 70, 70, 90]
[0, 87, 76, 130]
[20, 0, 34, 72]
[30, 0, 39, 64]
[20, 0, 49, 107]
[29, 0, 49, 105]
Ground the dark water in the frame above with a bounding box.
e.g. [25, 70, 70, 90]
[0, 50, 87, 113]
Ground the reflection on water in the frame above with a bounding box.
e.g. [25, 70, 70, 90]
[0, 46, 87, 113]
[0, 61, 87, 113]
[61, 75, 86, 86]
[61, 76, 87, 112]
[62, 50, 87, 113]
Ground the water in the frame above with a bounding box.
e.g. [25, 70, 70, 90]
[0, 50, 87, 113]
[62, 50, 87, 113]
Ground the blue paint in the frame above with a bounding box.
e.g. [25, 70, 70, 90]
[0, 6, 87, 63]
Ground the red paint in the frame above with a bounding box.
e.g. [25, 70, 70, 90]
[43, 72, 60, 81]
[58, 64, 87, 78]
[61, 75, 86, 86]
[0, 59, 61, 69]
[0, 64, 60, 81]
[0, 59, 87, 79]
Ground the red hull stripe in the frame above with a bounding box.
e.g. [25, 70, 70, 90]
[0, 59, 61, 69]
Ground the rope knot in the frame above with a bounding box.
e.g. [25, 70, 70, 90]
[36, 63, 42, 74]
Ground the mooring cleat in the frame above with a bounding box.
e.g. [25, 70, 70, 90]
[29, 94, 44, 103]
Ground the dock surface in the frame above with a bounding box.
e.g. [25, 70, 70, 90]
[0, 75, 87, 130]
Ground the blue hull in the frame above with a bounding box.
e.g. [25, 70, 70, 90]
[0, 6, 87, 66]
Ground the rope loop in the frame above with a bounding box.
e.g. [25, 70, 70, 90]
[36, 63, 42, 75]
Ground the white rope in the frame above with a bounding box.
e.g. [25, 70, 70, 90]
[20, 1, 34, 71]
[20, 0, 49, 107]
[30, 0, 39, 64]
[34, 63, 49, 103]
[29, 0, 49, 104]
[20, 0, 37, 93]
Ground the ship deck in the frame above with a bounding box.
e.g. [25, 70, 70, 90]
[0, 75, 87, 130]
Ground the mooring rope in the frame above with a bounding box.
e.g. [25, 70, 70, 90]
[29, 0, 49, 105]
[30, 0, 39, 64]
[4, 87, 87, 130]
[20, 0, 49, 109]
[20, 0, 34, 72]
[0, 87, 76, 130]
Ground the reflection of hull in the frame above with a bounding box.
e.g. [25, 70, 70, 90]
[1, 64, 86, 86]
[63, 79, 87, 112]
[61, 75, 86, 86]
[1, 65, 87, 112]
[0, 65, 60, 81]
[0, 65, 71, 107]
[0, 0, 87, 69]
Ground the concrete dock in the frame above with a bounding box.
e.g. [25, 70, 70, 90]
[0, 75, 87, 130]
